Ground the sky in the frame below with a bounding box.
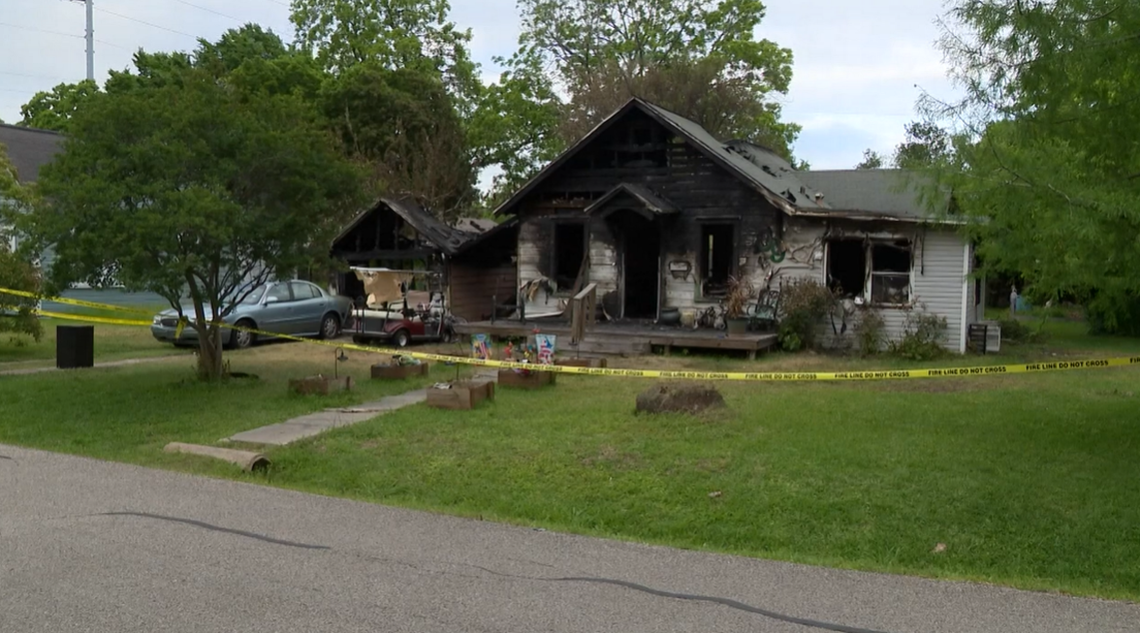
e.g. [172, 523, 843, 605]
[0, 0, 960, 174]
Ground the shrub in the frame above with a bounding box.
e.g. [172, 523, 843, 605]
[996, 317, 1048, 344]
[854, 309, 885, 356]
[888, 305, 948, 361]
[777, 279, 837, 351]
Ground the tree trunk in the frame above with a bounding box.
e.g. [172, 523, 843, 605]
[195, 324, 225, 381]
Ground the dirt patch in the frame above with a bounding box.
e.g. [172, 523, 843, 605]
[636, 382, 726, 415]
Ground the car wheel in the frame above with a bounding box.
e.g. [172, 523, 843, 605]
[231, 320, 256, 350]
[393, 329, 410, 348]
[320, 313, 340, 339]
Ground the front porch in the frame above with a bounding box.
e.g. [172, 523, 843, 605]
[454, 318, 778, 359]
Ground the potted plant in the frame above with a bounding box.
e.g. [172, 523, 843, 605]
[723, 275, 755, 337]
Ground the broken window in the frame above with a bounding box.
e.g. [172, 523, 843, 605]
[552, 222, 586, 290]
[827, 239, 913, 304]
[870, 243, 911, 304]
[827, 240, 866, 297]
[700, 224, 735, 296]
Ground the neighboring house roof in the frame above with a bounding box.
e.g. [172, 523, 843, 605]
[583, 182, 679, 219]
[0, 123, 64, 184]
[333, 197, 490, 257]
[491, 98, 958, 225]
[798, 169, 955, 222]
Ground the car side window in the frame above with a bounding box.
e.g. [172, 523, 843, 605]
[290, 282, 320, 300]
[265, 283, 292, 303]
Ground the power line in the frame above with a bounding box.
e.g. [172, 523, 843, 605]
[95, 39, 133, 52]
[168, 0, 243, 22]
[0, 70, 65, 80]
[0, 21, 83, 39]
[94, 6, 200, 40]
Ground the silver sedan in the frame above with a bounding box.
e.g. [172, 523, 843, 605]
[150, 280, 353, 349]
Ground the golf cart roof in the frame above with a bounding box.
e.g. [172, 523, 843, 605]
[348, 266, 440, 276]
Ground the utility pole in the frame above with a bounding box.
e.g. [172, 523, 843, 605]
[71, 0, 94, 81]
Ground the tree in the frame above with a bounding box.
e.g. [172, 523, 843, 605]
[893, 121, 951, 169]
[481, 0, 799, 198]
[18, 80, 101, 133]
[28, 68, 367, 380]
[855, 149, 885, 169]
[320, 63, 476, 218]
[0, 144, 42, 341]
[289, 0, 481, 109]
[925, 0, 1140, 333]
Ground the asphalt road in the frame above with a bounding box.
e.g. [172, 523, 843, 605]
[1, 445, 1137, 633]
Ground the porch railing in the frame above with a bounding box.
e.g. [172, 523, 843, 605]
[570, 283, 597, 345]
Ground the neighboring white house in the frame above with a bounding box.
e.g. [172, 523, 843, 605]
[0, 123, 171, 310]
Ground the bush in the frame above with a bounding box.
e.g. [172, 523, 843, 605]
[777, 279, 837, 351]
[888, 305, 947, 361]
[996, 317, 1048, 344]
[1085, 293, 1140, 336]
[854, 309, 885, 356]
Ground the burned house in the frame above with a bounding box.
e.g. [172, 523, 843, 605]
[330, 197, 517, 322]
[484, 98, 980, 353]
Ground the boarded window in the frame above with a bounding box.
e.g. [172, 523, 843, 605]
[700, 224, 735, 296]
[870, 244, 911, 304]
[827, 240, 866, 297]
[552, 223, 586, 289]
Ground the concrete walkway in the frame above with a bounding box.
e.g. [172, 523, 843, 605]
[228, 370, 500, 446]
[228, 389, 428, 446]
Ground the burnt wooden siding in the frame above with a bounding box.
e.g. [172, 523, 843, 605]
[514, 108, 781, 315]
[449, 261, 517, 322]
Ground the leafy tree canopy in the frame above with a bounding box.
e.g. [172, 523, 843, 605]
[925, 0, 1140, 333]
[0, 144, 43, 341]
[480, 0, 799, 200]
[290, 0, 481, 109]
[27, 68, 367, 379]
[18, 80, 101, 133]
[855, 149, 885, 169]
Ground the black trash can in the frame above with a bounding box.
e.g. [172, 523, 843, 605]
[56, 325, 95, 369]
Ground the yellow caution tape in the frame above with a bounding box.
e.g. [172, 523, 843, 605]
[12, 286, 1140, 382]
[0, 287, 155, 314]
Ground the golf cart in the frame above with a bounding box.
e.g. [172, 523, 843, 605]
[347, 267, 456, 348]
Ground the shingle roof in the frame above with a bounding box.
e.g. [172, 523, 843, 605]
[0, 124, 64, 184]
[797, 169, 953, 221]
[333, 197, 481, 256]
[490, 98, 957, 225]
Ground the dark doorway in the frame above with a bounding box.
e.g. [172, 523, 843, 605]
[609, 211, 661, 319]
[553, 222, 587, 289]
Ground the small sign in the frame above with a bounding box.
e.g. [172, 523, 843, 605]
[535, 333, 556, 364]
[471, 334, 492, 360]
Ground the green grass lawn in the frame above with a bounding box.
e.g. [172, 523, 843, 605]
[0, 311, 177, 367]
[0, 341, 461, 461]
[2, 320, 1139, 600]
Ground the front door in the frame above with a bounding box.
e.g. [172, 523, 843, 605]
[609, 211, 661, 320]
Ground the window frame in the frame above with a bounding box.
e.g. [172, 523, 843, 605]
[825, 238, 914, 307]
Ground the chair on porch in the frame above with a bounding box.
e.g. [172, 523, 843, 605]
[746, 288, 781, 332]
